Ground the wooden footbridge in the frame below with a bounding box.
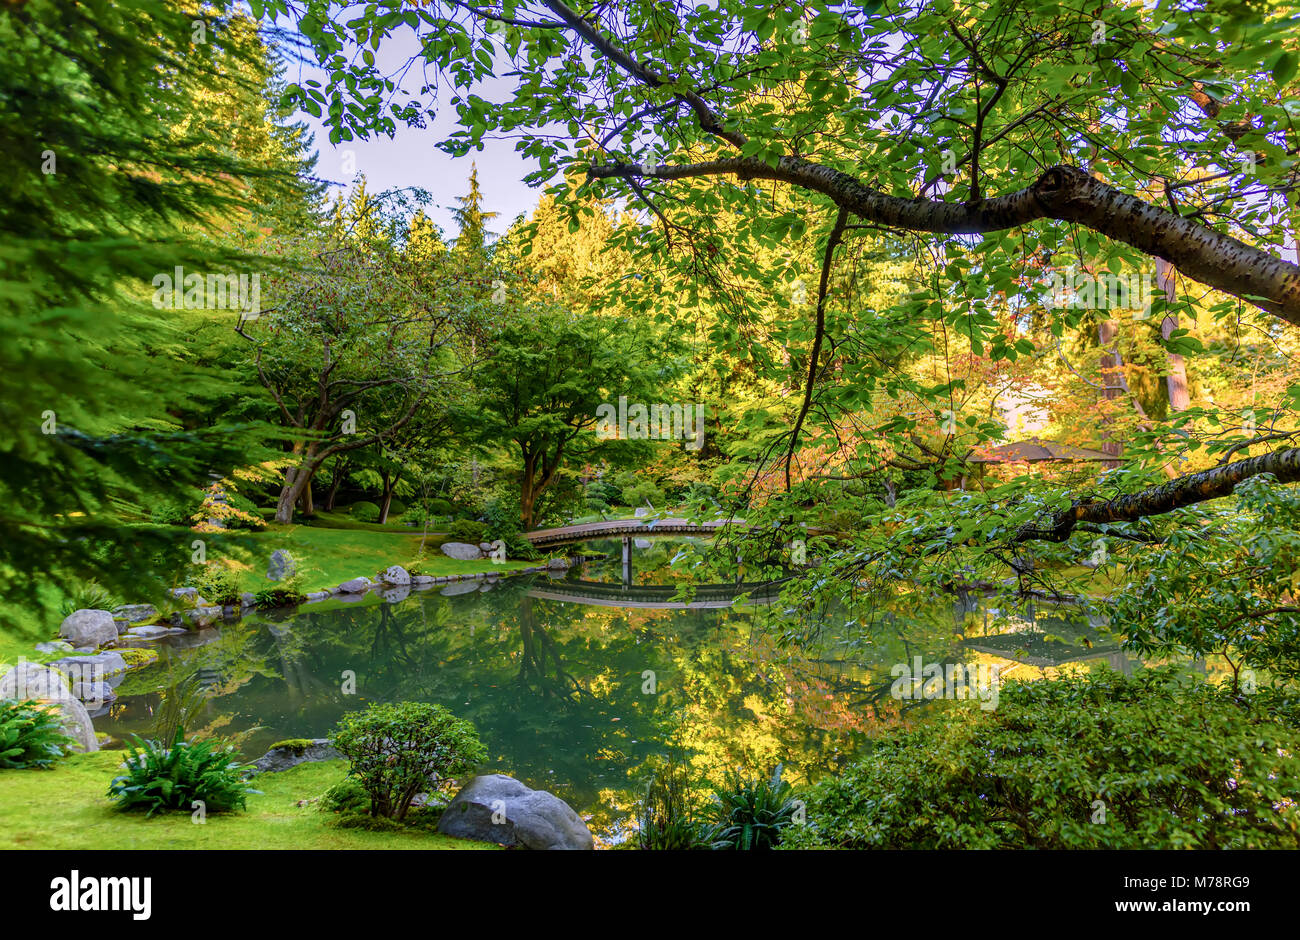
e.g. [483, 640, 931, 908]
[523, 516, 746, 549]
[524, 516, 747, 587]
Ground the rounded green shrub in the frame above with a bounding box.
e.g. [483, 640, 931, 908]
[318, 776, 370, 815]
[331, 702, 485, 821]
[447, 519, 486, 543]
[349, 501, 381, 523]
[188, 563, 241, 606]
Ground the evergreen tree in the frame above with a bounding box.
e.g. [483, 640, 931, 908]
[451, 163, 499, 255]
[0, 0, 300, 632]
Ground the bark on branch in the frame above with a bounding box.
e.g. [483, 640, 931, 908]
[1013, 447, 1300, 543]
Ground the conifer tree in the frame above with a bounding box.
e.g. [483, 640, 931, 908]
[451, 163, 499, 255]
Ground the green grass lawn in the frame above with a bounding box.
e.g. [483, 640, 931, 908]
[0, 753, 494, 850]
[207, 521, 535, 596]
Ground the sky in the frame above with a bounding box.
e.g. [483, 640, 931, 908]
[276, 26, 546, 239]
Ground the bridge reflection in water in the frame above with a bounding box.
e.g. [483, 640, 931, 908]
[526, 578, 788, 610]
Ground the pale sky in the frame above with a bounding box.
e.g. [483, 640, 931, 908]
[276, 26, 548, 239]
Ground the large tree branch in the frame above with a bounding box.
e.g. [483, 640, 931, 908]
[1014, 447, 1300, 543]
[590, 157, 1300, 324]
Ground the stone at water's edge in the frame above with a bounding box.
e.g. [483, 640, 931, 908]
[127, 624, 185, 639]
[48, 652, 127, 684]
[380, 565, 410, 586]
[436, 774, 594, 850]
[336, 577, 372, 594]
[58, 609, 118, 649]
[34, 640, 74, 654]
[185, 606, 222, 628]
[252, 739, 341, 773]
[0, 663, 99, 752]
[113, 604, 157, 624]
[439, 541, 483, 561]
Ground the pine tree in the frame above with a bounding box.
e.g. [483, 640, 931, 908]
[451, 163, 499, 254]
[0, 0, 300, 632]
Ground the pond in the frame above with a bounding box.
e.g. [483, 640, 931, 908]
[98, 542, 1134, 844]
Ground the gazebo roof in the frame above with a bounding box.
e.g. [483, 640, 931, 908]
[968, 437, 1114, 463]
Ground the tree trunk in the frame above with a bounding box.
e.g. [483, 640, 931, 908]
[275, 452, 318, 524]
[378, 470, 400, 524]
[520, 480, 536, 529]
[299, 473, 315, 517]
[1098, 319, 1124, 467]
[324, 459, 347, 510]
[1155, 257, 1190, 412]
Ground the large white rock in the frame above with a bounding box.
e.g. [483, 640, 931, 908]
[58, 609, 118, 648]
[0, 662, 98, 752]
[439, 542, 483, 561]
[380, 565, 410, 586]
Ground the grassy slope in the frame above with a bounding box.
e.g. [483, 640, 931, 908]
[0, 753, 494, 850]
[207, 521, 535, 595]
[0, 520, 536, 665]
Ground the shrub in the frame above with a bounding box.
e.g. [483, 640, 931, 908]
[188, 563, 241, 606]
[331, 702, 485, 820]
[636, 755, 711, 850]
[57, 581, 117, 619]
[254, 585, 306, 609]
[318, 776, 370, 815]
[586, 479, 621, 506]
[386, 497, 406, 517]
[108, 727, 259, 817]
[0, 700, 74, 769]
[704, 765, 800, 850]
[447, 519, 487, 543]
[349, 500, 381, 523]
[783, 668, 1300, 849]
[427, 497, 454, 516]
[224, 491, 265, 531]
[481, 497, 540, 559]
[149, 499, 196, 526]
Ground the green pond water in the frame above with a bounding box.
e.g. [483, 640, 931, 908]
[100, 540, 1132, 843]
